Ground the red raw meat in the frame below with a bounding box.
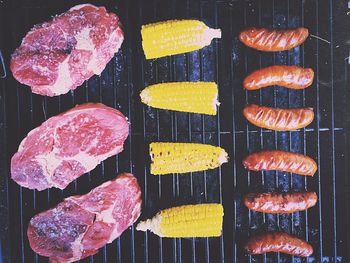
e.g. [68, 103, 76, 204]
[27, 173, 142, 263]
[11, 103, 129, 191]
[10, 4, 124, 96]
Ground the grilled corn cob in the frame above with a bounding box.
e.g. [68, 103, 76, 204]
[141, 20, 222, 59]
[150, 142, 228, 175]
[136, 203, 224, 237]
[140, 82, 219, 115]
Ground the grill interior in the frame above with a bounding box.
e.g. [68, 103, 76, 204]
[1, 0, 350, 262]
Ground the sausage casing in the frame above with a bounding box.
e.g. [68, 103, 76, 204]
[243, 150, 317, 176]
[243, 192, 318, 214]
[243, 65, 314, 90]
[245, 232, 313, 257]
[239, 27, 309, 51]
[243, 104, 314, 131]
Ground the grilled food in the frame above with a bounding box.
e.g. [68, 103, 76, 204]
[11, 103, 129, 191]
[150, 142, 228, 175]
[245, 232, 313, 257]
[28, 173, 142, 263]
[141, 20, 221, 59]
[136, 204, 223, 237]
[10, 4, 124, 96]
[243, 104, 314, 131]
[243, 192, 318, 214]
[140, 82, 219, 115]
[243, 150, 317, 176]
[239, 27, 309, 52]
[243, 65, 314, 90]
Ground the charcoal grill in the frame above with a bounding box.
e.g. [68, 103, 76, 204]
[1, 0, 350, 262]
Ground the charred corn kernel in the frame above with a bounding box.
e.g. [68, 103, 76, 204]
[141, 20, 222, 59]
[150, 142, 228, 175]
[140, 82, 219, 115]
[136, 204, 224, 238]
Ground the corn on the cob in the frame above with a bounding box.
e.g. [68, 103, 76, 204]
[141, 20, 222, 59]
[140, 82, 219, 115]
[136, 203, 224, 238]
[150, 142, 228, 175]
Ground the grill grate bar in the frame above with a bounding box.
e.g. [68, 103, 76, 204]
[347, 45, 350, 261]
[138, 1, 150, 262]
[125, 1, 136, 261]
[0, 32, 9, 262]
[315, 0, 324, 260]
[202, 54, 210, 263]
[213, 1, 225, 261]
[155, 10, 166, 263]
[169, 1, 181, 258]
[243, 3, 252, 261]
[187, 66, 196, 260]
[229, 5, 237, 262]
[15, 81, 25, 263]
[346, 45, 350, 262]
[260, 2, 269, 262]
[303, 0, 313, 260]
[300, 2, 310, 261]
[257, 1, 268, 263]
[112, 11, 122, 262]
[126, 127, 343, 136]
[243, 2, 254, 260]
[271, 1, 281, 262]
[98, 29, 108, 263]
[152, 0, 166, 261]
[185, 1, 197, 262]
[198, 3, 211, 263]
[286, 1, 298, 261]
[0, 50, 6, 79]
[169, 2, 179, 261]
[329, 0, 338, 260]
[27, 16, 35, 260]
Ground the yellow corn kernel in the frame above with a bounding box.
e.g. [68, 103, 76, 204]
[150, 142, 228, 175]
[136, 204, 224, 238]
[140, 82, 219, 115]
[141, 20, 221, 59]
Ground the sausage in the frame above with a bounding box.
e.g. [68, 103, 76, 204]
[245, 232, 313, 257]
[243, 65, 314, 90]
[243, 104, 314, 131]
[239, 27, 309, 51]
[243, 150, 317, 176]
[243, 192, 318, 214]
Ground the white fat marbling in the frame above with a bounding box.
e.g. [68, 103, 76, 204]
[34, 56, 72, 96]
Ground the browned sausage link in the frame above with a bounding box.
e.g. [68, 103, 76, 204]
[243, 192, 318, 214]
[242, 150, 317, 176]
[245, 232, 313, 257]
[243, 65, 314, 90]
[243, 104, 314, 131]
[239, 27, 309, 51]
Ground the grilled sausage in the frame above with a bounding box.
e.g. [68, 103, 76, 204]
[243, 192, 317, 214]
[243, 104, 314, 131]
[243, 150, 317, 176]
[245, 232, 313, 257]
[243, 65, 314, 90]
[239, 27, 309, 52]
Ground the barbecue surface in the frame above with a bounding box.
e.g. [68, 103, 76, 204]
[0, 0, 349, 262]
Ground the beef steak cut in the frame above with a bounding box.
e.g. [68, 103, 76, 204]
[11, 103, 129, 191]
[27, 173, 142, 263]
[10, 4, 124, 96]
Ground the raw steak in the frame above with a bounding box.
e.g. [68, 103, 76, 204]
[27, 173, 142, 263]
[10, 4, 124, 96]
[11, 103, 129, 191]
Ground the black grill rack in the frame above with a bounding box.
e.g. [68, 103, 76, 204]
[1, 0, 350, 262]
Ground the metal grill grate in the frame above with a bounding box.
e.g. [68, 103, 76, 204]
[1, 0, 350, 262]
